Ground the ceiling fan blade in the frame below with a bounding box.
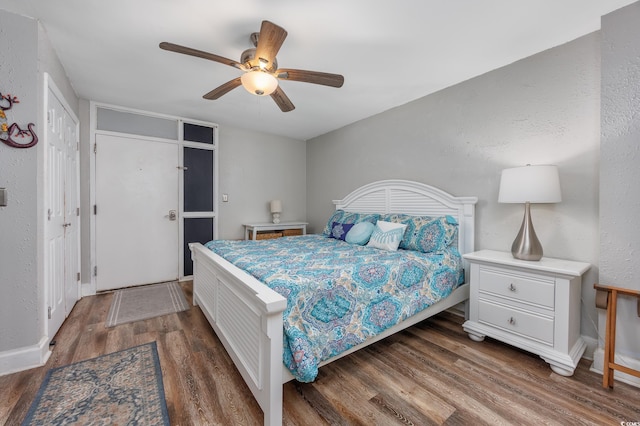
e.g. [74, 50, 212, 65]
[203, 77, 242, 100]
[270, 87, 295, 112]
[276, 68, 344, 88]
[160, 42, 245, 70]
[254, 21, 288, 70]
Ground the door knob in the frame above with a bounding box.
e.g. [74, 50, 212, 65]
[167, 210, 177, 221]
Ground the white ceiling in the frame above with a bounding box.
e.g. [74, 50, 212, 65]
[1, 0, 636, 140]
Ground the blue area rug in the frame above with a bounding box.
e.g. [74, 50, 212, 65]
[22, 342, 169, 426]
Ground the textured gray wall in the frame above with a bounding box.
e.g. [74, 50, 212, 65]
[0, 12, 40, 351]
[307, 33, 602, 341]
[0, 10, 79, 355]
[79, 99, 91, 285]
[600, 2, 640, 363]
[37, 25, 78, 118]
[218, 125, 306, 240]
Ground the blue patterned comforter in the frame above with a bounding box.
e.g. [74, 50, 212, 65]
[205, 234, 463, 382]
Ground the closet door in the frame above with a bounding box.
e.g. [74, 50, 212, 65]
[45, 91, 67, 337]
[63, 108, 80, 313]
[45, 80, 80, 340]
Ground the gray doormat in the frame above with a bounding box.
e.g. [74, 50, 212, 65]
[106, 281, 189, 327]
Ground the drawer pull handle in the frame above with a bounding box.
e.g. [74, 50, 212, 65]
[509, 283, 516, 292]
[508, 317, 516, 325]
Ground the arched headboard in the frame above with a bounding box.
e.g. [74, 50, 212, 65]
[333, 179, 478, 258]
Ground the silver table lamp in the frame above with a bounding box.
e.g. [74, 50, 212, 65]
[498, 165, 561, 261]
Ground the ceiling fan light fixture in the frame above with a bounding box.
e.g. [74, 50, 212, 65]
[241, 70, 278, 96]
[160, 20, 343, 111]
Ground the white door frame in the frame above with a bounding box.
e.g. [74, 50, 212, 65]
[87, 102, 218, 295]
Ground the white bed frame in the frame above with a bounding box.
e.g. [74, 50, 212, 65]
[189, 180, 477, 425]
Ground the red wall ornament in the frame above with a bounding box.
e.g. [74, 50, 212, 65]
[1, 92, 38, 148]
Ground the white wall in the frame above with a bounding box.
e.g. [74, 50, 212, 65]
[307, 33, 602, 347]
[0, 10, 40, 354]
[37, 25, 78, 117]
[217, 125, 306, 240]
[596, 1, 640, 385]
[79, 99, 92, 284]
[0, 10, 78, 372]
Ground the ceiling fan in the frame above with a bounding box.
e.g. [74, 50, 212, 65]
[159, 20, 344, 112]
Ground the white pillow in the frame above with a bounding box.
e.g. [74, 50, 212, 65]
[366, 220, 407, 251]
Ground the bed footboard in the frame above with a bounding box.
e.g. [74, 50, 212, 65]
[190, 243, 287, 426]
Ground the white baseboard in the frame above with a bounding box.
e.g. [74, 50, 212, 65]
[81, 281, 95, 297]
[591, 348, 640, 388]
[581, 335, 598, 361]
[0, 337, 51, 377]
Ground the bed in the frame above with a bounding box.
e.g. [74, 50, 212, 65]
[189, 179, 477, 425]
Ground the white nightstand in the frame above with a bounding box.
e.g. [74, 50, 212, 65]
[462, 250, 591, 376]
[243, 221, 308, 240]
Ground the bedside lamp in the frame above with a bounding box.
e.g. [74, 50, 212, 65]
[270, 200, 282, 224]
[498, 165, 561, 261]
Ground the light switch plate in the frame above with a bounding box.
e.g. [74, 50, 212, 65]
[0, 188, 6, 207]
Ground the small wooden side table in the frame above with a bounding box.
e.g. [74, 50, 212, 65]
[594, 283, 640, 388]
[243, 221, 308, 240]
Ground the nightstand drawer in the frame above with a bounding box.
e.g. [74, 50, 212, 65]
[479, 268, 555, 308]
[478, 300, 554, 345]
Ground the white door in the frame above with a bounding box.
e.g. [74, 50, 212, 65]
[95, 134, 179, 291]
[46, 93, 66, 337]
[45, 85, 80, 339]
[63, 109, 80, 311]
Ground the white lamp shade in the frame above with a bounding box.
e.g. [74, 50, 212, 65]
[241, 71, 278, 96]
[498, 165, 562, 204]
[270, 199, 282, 213]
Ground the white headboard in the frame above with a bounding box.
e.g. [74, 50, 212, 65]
[333, 179, 478, 258]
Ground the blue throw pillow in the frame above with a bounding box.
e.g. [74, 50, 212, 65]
[322, 210, 380, 236]
[345, 221, 375, 245]
[329, 222, 354, 240]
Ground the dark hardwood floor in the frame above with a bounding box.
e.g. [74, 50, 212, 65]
[1, 281, 639, 425]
